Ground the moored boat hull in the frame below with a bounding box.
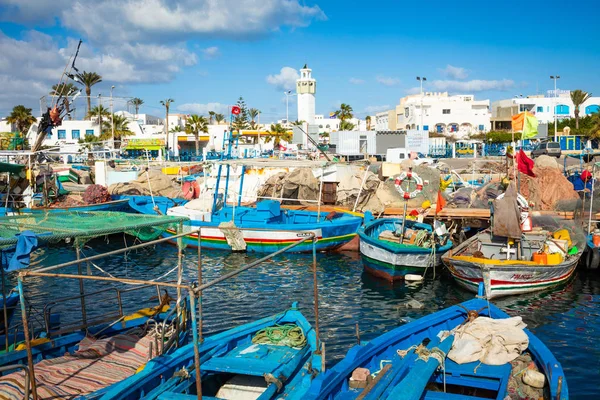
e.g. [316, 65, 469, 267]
[163, 223, 359, 253]
[358, 217, 451, 281]
[445, 257, 578, 299]
[360, 241, 442, 281]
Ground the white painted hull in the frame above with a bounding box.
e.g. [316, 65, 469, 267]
[359, 240, 442, 269]
[443, 257, 579, 299]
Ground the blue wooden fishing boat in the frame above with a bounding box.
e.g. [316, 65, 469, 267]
[0, 294, 189, 399]
[93, 302, 322, 399]
[358, 216, 452, 281]
[306, 284, 567, 400]
[125, 195, 362, 253]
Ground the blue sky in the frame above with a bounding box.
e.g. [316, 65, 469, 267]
[1, 0, 599, 121]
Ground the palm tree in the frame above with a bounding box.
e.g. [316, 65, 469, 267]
[208, 111, 216, 124]
[100, 114, 134, 147]
[340, 120, 355, 131]
[336, 103, 354, 124]
[214, 113, 225, 125]
[7, 105, 37, 135]
[571, 90, 591, 129]
[50, 83, 78, 120]
[160, 99, 174, 134]
[185, 114, 209, 155]
[160, 99, 174, 156]
[365, 115, 372, 131]
[249, 108, 260, 130]
[50, 83, 77, 97]
[87, 105, 111, 135]
[130, 97, 144, 115]
[75, 71, 102, 117]
[265, 123, 292, 149]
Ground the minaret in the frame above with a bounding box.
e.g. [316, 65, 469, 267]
[296, 64, 316, 125]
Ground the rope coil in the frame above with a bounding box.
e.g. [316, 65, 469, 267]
[252, 324, 306, 348]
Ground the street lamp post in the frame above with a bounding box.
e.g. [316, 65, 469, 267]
[110, 85, 115, 148]
[550, 75, 560, 141]
[284, 90, 292, 124]
[417, 76, 427, 131]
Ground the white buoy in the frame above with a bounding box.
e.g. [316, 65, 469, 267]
[405, 274, 424, 282]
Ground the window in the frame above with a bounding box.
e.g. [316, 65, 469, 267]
[57, 130, 66, 139]
[86, 129, 94, 136]
[555, 105, 569, 115]
[423, 125, 429, 131]
[71, 130, 80, 139]
[547, 106, 550, 112]
[436, 125, 443, 133]
[585, 105, 600, 114]
[442, 109, 450, 114]
[404, 107, 409, 117]
[478, 125, 485, 131]
[536, 106, 543, 113]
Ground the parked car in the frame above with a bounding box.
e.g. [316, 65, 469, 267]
[531, 141, 561, 158]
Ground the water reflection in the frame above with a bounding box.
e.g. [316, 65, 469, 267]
[7, 238, 600, 398]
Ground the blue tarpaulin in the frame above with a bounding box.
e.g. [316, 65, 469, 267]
[1, 231, 39, 271]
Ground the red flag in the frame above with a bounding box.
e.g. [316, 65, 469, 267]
[516, 149, 536, 177]
[436, 190, 447, 214]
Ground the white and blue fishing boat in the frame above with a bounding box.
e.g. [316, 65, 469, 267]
[94, 302, 322, 399]
[306, 283, 568, 400]
[358, 214, 452, 282]
[127, 195, 362, 253]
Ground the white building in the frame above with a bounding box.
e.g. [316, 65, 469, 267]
[27, 119, 102, 151]
[314, 115, 365, 133]
[491, 91, 600, 130]
[513, 91, 600, 123]
[375, 112, 390, 131]
[296, 64, 316, 125]
[395, 92, 490, 138]
[0, 118, 15, 133]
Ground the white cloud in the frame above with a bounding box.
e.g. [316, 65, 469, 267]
[405, 87, 422, 95]
[0, 30, 199, 115]
[202, 46, 220, 60]
[439, 65, 469, 80]
[430, 79, 515, 92]
[54, 0, 326, 44]
[376, 75, 400, 86]
[266, 67, 299, 91]
[349, 78, 365, 84]
[364, 105, 390, 113]
[177, 102, 230, 115]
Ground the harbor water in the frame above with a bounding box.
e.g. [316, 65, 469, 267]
[15, 238, 600, 399]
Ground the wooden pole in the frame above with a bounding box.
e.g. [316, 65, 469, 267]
[17, 277, 37, 400]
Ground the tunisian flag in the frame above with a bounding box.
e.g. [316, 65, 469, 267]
[515, 149, 536, 177]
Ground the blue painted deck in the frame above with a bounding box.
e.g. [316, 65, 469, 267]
[95, 303, 322, 400]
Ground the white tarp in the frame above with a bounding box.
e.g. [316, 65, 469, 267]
[446, 317, 529, 365]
